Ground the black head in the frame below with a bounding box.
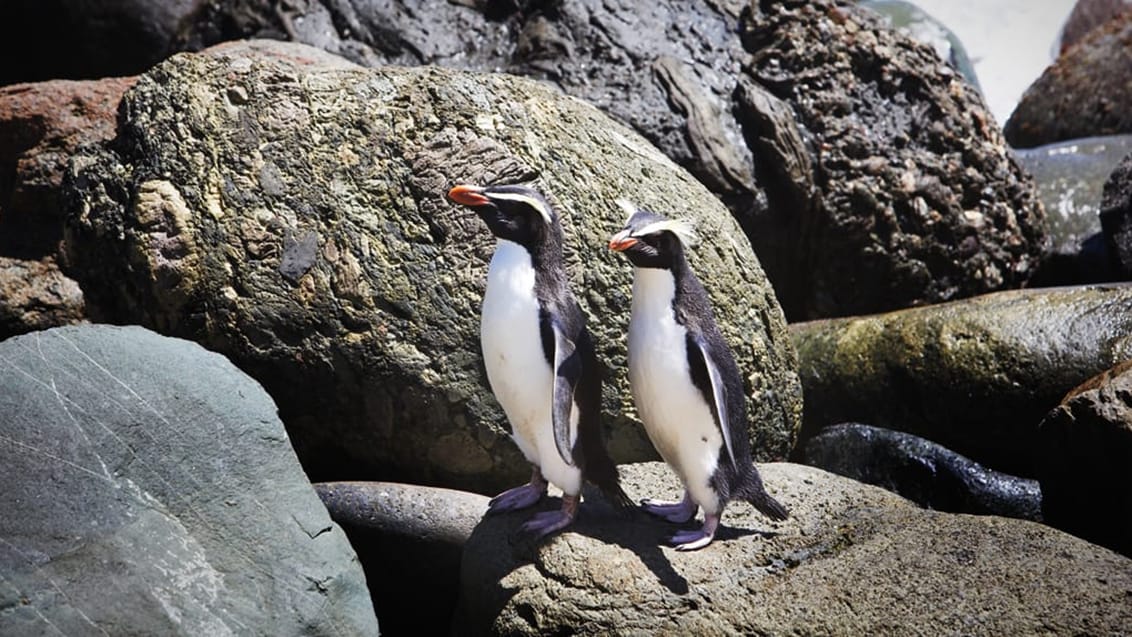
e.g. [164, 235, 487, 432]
[607, 200, 698, 269]
[448, 183, 561, 249]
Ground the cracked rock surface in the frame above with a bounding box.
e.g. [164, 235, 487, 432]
[0, 324, 377, 635]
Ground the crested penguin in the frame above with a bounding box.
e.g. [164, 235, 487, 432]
[447, 183, 630, 538]
[608, 201, 788, 550]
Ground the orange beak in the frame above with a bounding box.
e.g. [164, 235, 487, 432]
[448, 184, 491, 206]
[608, 230, 638, 252]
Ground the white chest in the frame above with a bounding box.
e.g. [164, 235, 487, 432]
[627, 268, 724, 510]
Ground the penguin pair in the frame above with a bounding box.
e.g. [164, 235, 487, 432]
[447, 184, 787, 550]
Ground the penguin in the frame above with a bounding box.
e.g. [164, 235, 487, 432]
[447, 183, 630, 538]
[607, 201, 788, 550]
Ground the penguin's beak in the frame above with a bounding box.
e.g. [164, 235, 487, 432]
[448, 184, 492, 207]
[608, 230, 638, 252]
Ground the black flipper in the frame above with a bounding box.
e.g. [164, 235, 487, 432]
[548, 314, 580, 466]
[689, 333, 738, 471]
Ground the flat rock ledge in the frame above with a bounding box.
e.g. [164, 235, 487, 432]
[456, 462, 1132, 635]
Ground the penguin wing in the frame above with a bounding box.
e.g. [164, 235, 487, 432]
[548, 315, 580, 466]
[690, 334, 738, 471]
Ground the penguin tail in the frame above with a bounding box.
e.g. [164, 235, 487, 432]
[740, 468, 789, 521]
[590, 464, 634, 511]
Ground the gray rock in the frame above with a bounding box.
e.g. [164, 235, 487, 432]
[0, 324, 378, 636]
[1037, 360, 1132, 556]
[1005, 12, 1132, 148]
[740, 0, 1046, 319]
[790, 284, 1132, 477]
[63, 40, 801, 493]
[316, 481, 487, 635]
[1100, 149, 1132, 278]
[804, 423, 1041, 520]
[455, 461, 1132, 635]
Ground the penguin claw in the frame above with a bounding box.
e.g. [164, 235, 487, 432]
[641, 496, 697, 523]
[518, 509, 576, 538]
[488, 483, 546, 514]
[670, 529, 715, 551]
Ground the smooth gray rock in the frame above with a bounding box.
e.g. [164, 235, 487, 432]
[1037, 360, 1132, 556]
[791, 284, 1132, 477]
[0, 324, 378, 636]
[455, 462, 1132, 635]
[316, 481, 487, 635]
[63, 40, 800, 493]
[804, 423, 1041, 521]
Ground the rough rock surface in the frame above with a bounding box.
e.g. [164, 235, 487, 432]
[804, 422, 1041, 520]
[455, 461, 1132, 635]
[1060, 0, 1132, 51]
[1100, 149, 1132, 278]
[738, 0, 1046, 319]
[317, 481, 488, 635]
[0, 0, 205, 85]
[0, 324, 378, 635]
[63, 40, 801, 492]
[0, 256, 85, 337]
[1006, 12, 1132, 148]
[1037, 360, 1132, 556]
[790, 284, 1132, 477]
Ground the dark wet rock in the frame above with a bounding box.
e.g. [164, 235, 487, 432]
[0, 78, 134, 338]
[791, 285, 1132, 477]
[0, 324, 378, 635]
[317, 481, 487, 635]
[1057, 0, 1132, 53]
[455, 461, 1132, 635]
[739, 0, 1046, 319]
[1037, 360, 1132, 556]
[1006, 13, 1132, 148]
[0, 0, 205, 85]
[1015, 135, 1132, 285]
[858, 0, 981, 91]
[804, 423, 1042, 521]
[63, 40, 801, 493]
[1100, 149, 1132, 278]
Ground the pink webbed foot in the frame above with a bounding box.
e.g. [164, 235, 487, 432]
[669, 513, 720, 551]
[519, 494, 579, 538]
[488, 470, 547, 514]
[641, 491, 697, 524]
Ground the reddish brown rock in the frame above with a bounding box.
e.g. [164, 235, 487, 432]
[0, 77, 134, 338]
[1006, 13, 1132, 148]
[1058, 0, 1132, 52]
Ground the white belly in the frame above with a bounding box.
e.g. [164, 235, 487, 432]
[481, 239, 580, 495]
[628, 268, 724, 514]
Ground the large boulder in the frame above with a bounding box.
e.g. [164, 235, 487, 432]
[0, 324, 377, 635]
[63, 40, 801, 492]
[1037, 360, 1132, 556]
[738, 0, 1046, 319]
[1005, 12, 1132, 148]
[790, 284, 1132, 477]
[167, 0, 1046, 321]
[455, 461, 1132, 635]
